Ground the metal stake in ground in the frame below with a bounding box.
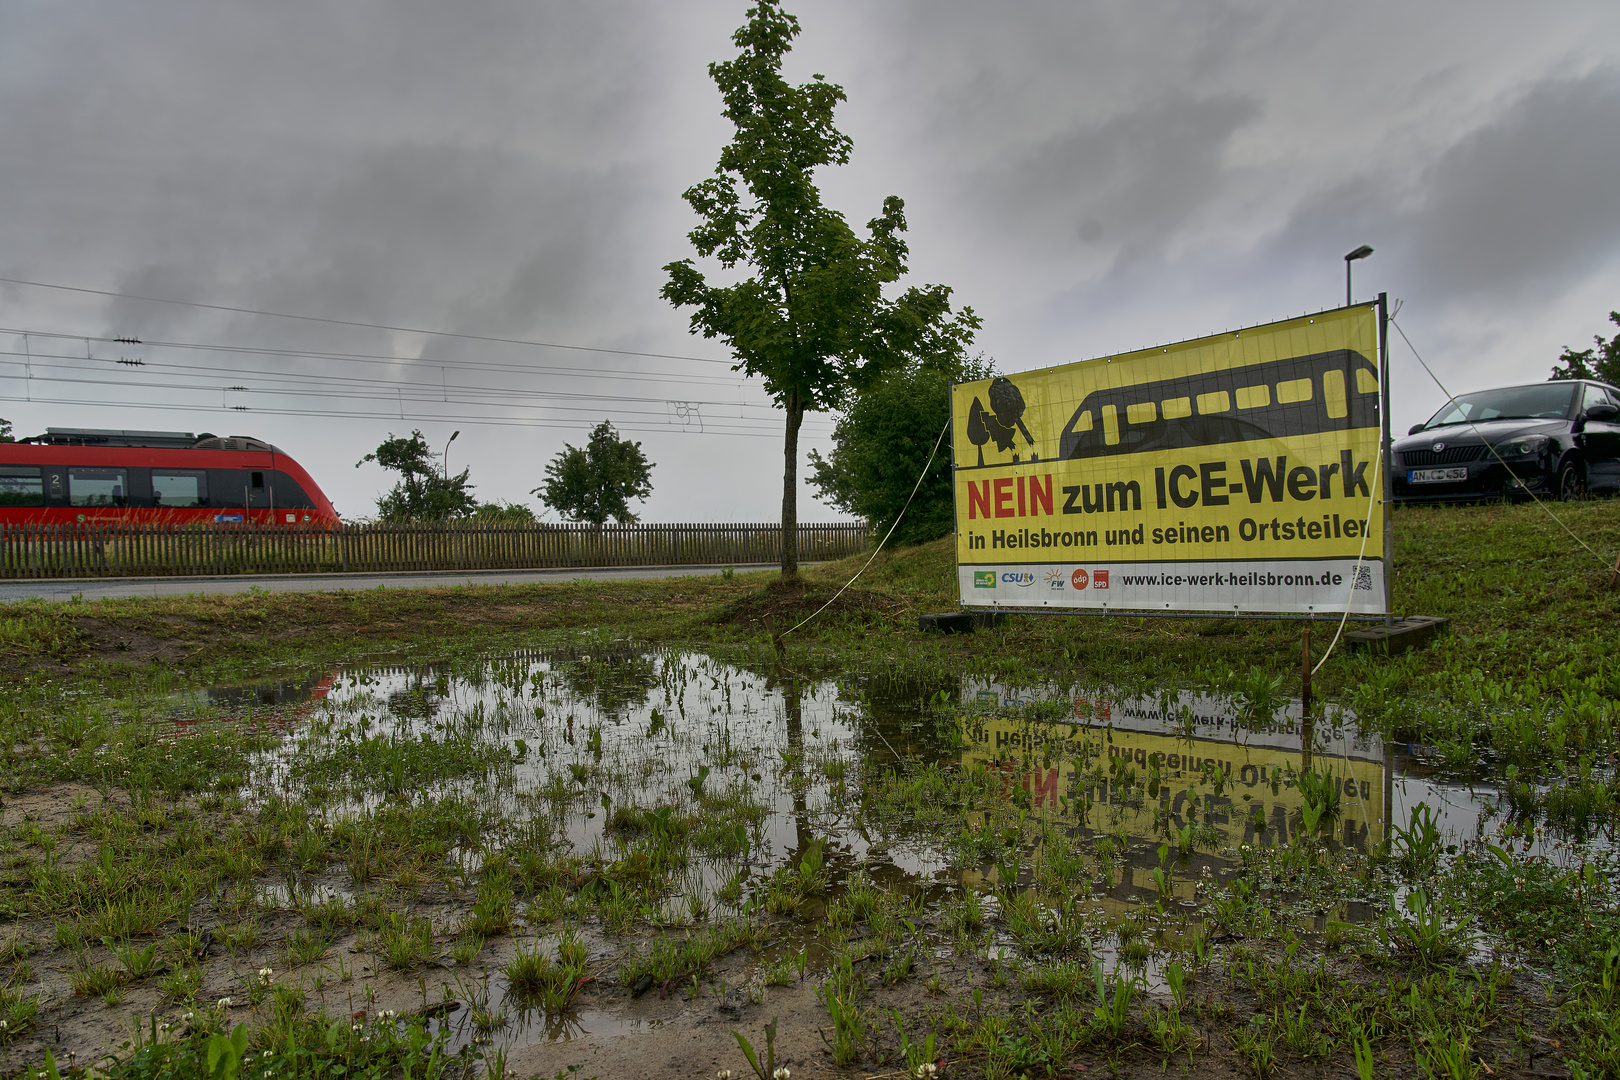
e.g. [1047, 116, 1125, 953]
[1301, 624, 1312, 708]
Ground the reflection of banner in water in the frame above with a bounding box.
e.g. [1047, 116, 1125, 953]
[960, 714, 1386, 853]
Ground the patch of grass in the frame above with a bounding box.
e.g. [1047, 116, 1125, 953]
[619, 919, 759, 987]
[503, 935, 587, 1013]
[378, 914, 438, 971]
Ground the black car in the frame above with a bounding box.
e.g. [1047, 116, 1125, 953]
[1392, 379, 1620, 503]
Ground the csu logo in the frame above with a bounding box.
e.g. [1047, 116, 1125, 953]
[1071, 568, 1089, 589]
[1001, 572, 1035, 587]
[972, 571, 996, 588]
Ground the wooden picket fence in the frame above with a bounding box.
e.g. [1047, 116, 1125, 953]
[0, 521, 869, 579]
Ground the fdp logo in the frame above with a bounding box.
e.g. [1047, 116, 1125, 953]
[973, 571, 996, 588]
[1001, 571, 1036, 587]
[1043, 569, 1067, 590]
[1071, 568, 1089, 589]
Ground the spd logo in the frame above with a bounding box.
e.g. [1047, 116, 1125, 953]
[1043, 569, 1067, 590]
[1071, 568, 1089, 589]
[1093, 570, 1110, 589]
[972, 571, 996, 588]
[1001, 572, 1036, 587]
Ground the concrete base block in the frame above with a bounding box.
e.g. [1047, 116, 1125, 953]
[1344, 615, 1449, 654]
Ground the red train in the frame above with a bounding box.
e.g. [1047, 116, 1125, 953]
[0, 428, 340, 526]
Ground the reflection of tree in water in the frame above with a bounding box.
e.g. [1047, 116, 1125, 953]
[541, 642, 659, 717]
[768, 669, 813, 856]
[842, 666, 963, 765]
[385, 675, 442, 722]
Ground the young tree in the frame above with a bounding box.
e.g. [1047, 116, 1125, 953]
[1550, 310, 1620, 384]
[0, 417, 12, 442]
[534, 420, 654, 527]
[662, 0, 979, 578]
[809, 355, 991, 546]
[356, 430, 478, 521]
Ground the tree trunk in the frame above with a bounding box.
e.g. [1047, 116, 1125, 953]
[780, 387, 803, 579]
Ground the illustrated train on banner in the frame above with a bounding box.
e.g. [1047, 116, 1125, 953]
[952, 305, 1389, 616]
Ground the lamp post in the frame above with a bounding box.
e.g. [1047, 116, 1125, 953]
[1344, 245, 1374, 306]
[443, 430, 460, 480]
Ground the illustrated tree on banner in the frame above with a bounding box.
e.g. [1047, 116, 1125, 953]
[662, 0, 979, 578]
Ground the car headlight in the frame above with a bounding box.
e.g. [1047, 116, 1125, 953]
[1491, 434, 1550, 459]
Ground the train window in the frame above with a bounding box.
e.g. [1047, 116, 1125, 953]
[1323, 369, 1348, 419]
[251, 471, 265, 490]
[1277, 378, 1313, 404]
[269, 471, 315, 509]
[1126, 401, 1157, 424]
[1355, 368, 1379, 394]
[68, 467, 129, 507]
[153, 470, 209, 508]
[1235, 385, 1271, 410]
[1162, 397, 1192, 419]
[0, 466, 44, 507]
[1196, 390, 1231, 414]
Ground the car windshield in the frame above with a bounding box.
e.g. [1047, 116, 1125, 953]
[1421, 383, 1576, 429]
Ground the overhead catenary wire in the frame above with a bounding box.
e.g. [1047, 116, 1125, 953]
[0, 392, 824, 439]
[0, 348, 817, 421]
[0, 326, 746, 386]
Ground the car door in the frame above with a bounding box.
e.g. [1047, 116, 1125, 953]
[1578, 383, 1620, 491]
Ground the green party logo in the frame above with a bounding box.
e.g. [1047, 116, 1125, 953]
[973, 571, 996, 588]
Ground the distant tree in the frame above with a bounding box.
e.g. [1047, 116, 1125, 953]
[662, 0, 978, 578]
[534, 421, 653, 527]
[356, 430, 478, 521]
[471, 501, 538, 523]
[809, 355, 991, 545]
[0, 418, 12, 442]
[1550, 310, 1620, 384]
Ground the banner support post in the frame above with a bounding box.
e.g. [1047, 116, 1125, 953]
[1378, 291, 1393, 626]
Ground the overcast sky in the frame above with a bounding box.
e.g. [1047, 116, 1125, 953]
[3, 0, 1619, 521]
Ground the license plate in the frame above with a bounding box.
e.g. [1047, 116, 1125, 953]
[1408, 468, 1468, 484]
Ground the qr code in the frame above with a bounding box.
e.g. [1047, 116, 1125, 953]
[1351, 565, 1374, 591]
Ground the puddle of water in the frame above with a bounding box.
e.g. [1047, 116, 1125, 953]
[165, 641, 1614, 1058]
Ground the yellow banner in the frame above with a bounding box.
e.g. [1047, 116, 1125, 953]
[952, 306, 1386, 614]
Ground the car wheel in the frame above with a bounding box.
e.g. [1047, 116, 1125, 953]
[1556, 460, 1585, 501]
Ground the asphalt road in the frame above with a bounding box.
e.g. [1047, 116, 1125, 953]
[0, 563, 776, 603]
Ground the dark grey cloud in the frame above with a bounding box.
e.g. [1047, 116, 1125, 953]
[1405, 67, 1620, 302]
[989, 91, 1262, 266]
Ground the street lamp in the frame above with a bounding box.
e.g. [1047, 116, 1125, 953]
[443, 430, 460, 480]
[1344, 245, 1374, 307]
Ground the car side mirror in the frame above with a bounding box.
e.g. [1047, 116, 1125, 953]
[1407, 423, 1426, 435]
[1584, 403, 1619, 421]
